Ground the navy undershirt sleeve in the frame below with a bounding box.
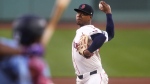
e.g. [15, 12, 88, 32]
[106, 14, 114, 41]
[87, 33, 106, 53]
[87, 14, 114, 53]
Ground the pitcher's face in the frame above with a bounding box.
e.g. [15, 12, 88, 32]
[76, 11, 92, 27]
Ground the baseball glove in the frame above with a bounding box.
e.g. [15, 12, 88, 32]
[77, 34, 89, 56]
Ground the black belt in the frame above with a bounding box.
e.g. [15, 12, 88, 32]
[78, 70, 97, 79]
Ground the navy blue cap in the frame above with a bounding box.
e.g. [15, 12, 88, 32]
[74, 4, 94, 16]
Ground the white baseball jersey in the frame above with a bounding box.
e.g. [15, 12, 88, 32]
[72, 25, 108, 75]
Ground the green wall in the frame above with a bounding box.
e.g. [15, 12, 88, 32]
[0, 0, 150, 22]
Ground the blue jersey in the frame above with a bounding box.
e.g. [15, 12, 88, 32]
[0, 37, 32, 84]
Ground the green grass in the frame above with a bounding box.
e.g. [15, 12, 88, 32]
[100, 29, 150, 77]
[0, 28, 150, 77]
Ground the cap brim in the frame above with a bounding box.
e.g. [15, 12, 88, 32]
[74, 9, 91, 15]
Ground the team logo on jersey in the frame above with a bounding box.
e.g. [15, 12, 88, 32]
[81, 4, 85, 9]
[73, 42, 79, 50]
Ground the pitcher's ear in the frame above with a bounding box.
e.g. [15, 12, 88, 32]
[90, 15, 92, 19]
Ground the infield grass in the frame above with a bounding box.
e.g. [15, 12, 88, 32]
[0, 28, 150, 77]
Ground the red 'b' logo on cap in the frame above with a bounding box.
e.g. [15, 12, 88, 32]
[81, 4, 85, 9]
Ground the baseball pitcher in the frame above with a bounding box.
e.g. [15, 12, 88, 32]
[72, 1, 114, 84]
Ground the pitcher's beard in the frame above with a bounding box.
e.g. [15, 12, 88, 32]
[76, 22, 84, 27]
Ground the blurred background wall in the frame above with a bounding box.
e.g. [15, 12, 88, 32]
[0, 0, 150, 23]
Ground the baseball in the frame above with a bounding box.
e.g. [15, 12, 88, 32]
[99, 3, 103, 10]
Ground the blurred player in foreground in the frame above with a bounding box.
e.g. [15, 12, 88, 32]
[0, 0, 71, 84]
[72, 1, 114, 84]
[0, 14, 53, 84]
